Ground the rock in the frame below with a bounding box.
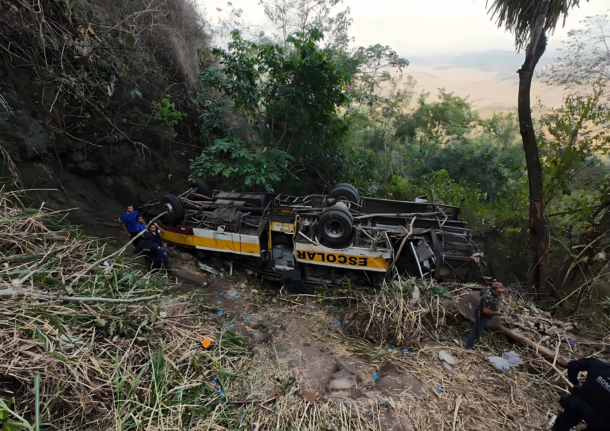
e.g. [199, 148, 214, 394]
[170, 269, 207, 284]
[328, 378, 354, 391]
[379, 363, 400, 377]
[252, 329, 271, 344]
[349, 388, 362, 399]
[111, 175, 140, 206]
[290, 346, 338, 392]
[336, 358, 359, 375]
[376, 370, 425, 398]
[178, 253, 192, 262]
[332, 370, 353, 380]
[70, 152, 86, 163]
[274, 345, 288, 360]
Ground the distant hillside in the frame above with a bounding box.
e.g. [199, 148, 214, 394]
[403, 49, 564, 117]
[409, 49, 555, 79]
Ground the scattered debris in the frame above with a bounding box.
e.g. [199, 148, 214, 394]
[439, 350, 455, 365]
[442, 362, 455, 372]
[301, 390, 318, 403]
[502, 351, 524, 367]
[201, 338, 212, 349]
[199, 263, 222, 276]
[488, 356, 510, 371]
[227, 287, 239, 299]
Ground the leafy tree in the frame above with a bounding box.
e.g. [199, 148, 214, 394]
[394, 89, 480, 166]
[486, 0, 586, 291]
[385, 170, 525, 234]
[202, 28, 352, 152]
[540, 14, 610, 88]
[531, 85, 610, 293]
[259, 0, 353, 53]
[481, 112, 521, 149]
[199, 28, 352, 188]
[540, 83, 610, 202]
[189, 137, 294, 192]
[348, 44, 411, 103]
[149, 95, 187, 138]
[415, 139, 524, 198]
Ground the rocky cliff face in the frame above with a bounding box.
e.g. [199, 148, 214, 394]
[0, 0, 211, 224]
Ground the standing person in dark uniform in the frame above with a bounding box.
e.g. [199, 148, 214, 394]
[465, 282, 506, 349]
[553, 358, 610, 430]
[121, 205, 141, 245]
[147, 223, 164, 247]
[133, 239, 170, 270]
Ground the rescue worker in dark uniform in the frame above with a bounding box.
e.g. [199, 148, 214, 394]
[553, 357, 610, 430]
[133, 239, 170, 270]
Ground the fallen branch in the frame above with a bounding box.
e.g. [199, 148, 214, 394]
[500, 326, 569, 367]
[0, 286, 161, 303]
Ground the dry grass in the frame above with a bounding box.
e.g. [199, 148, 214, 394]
[343, 275, 451, 347]
[0, 192, 249, 429]
[0, 192, 595, 430]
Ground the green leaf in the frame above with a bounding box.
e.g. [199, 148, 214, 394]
[3, 420, 27, 431]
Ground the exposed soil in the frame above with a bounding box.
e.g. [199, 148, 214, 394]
[142, 250, 567, 430]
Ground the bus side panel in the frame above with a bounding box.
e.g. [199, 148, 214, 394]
[294, 243, 390, 272]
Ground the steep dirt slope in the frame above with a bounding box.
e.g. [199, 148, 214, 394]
[0, 0, 211, 217]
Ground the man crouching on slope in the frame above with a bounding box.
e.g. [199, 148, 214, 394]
[465, 282, 505, 350]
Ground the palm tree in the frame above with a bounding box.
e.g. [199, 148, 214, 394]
[485, 0, 587, 291]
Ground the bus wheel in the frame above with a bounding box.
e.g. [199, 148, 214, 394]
[319, 208, 353, 244]
[329, 183, 359, 204]
[161, 194, 185, 225]
[194, 179, 210, 198]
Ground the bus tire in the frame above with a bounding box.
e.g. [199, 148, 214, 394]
[161, 194, 185, 225]
[329, 184, 359, 204]
[194, 179, 210, 197]
[319, 209, 353, 244]
[335, 183, 358, 194]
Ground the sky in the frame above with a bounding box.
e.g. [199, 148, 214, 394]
[203, 0, 610, 56]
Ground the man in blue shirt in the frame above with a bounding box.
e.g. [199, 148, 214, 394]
[121, 205, 141, 244]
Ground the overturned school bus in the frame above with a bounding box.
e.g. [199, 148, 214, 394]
[155, 181, 489, 287]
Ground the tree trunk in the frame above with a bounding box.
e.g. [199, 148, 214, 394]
[518, 24, 548, 291]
